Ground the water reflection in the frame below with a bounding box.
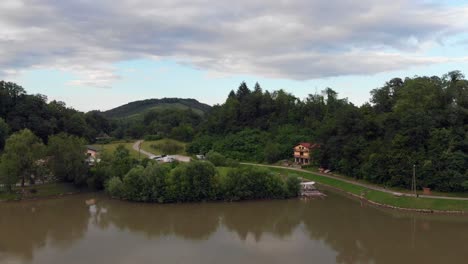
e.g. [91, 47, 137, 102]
[0, 198, 89, 263]
[0, 191, 467, 264]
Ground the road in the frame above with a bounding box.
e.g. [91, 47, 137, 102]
[132, 140, 191, 163]
[132, 140, 156, 158]
[242, 163, 468, 201]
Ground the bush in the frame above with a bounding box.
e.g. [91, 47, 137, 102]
[143, 163, 170, 203]
[122, 166, 148, 201]
[104, 162, 299, 203]
[105, 177, 124, 198]
[222, 167, 291, 201]
[167, 161, 217, 202]
[286, 175, 301, 197]
[206, 151, 226, 166]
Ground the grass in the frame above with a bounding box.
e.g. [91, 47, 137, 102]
[216, 167, 231, 177]
[90, 141, 141, 159]
[140, 139, 187, 156]
[260, 166, 468, 212]
[0, 183, 82, 201]
[302, 167, 468, 198]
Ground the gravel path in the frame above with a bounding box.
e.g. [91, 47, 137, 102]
[132, 140, 191, 162]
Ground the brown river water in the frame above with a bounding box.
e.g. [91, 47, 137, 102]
[0, 190, 467, 264]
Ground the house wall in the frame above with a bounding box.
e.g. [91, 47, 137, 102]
[87, 150, 97, 158]
[294, 151, 310, 158]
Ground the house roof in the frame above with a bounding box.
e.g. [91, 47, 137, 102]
[296, 142, 320, 149]
[86, 145, 102, 152]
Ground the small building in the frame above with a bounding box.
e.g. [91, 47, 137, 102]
[86, 145, 101, 158]
[293, 142, 318, 165]
[85, 146, 102, 166]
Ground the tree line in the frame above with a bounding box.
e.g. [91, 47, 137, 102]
[0, 81, 111, 144]
[188, 71, 467, 192]
[105, 161, 300, 203]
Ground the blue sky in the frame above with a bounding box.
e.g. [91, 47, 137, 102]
[1, 0, 468, 111]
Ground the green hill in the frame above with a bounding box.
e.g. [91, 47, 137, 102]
[103, 98, 211, 119]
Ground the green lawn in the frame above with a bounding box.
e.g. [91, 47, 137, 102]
[90, 141, 141, 159]
[140, 139, 187, 156]
[302, 167, 468, 198]
[262, 166, 468, 212]
[0, 183, 82, 201]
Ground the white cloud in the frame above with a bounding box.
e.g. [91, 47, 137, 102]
[0, 0, 467, 87]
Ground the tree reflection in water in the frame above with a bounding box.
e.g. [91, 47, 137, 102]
[0, 197, 90, 263]
[1, 191, 468, 264]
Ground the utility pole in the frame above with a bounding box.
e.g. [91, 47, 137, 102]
[413, 164, 417, 197]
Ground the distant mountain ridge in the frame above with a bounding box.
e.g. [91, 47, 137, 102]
[103, 98, 212, 119]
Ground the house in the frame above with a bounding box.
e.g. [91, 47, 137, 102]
[293, 142, 318, 165]
[86, 145, 101, 158]
[85, 146, 102, 166]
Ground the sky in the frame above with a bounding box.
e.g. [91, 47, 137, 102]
[1, 0, 468, 112]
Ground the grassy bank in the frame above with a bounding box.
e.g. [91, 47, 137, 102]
[140, 139, 187, 156]
[90, 141, 140, 159]
[263, 166, 468, 212]
[0, 183, 83, 201]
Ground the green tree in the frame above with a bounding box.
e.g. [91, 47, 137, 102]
[0, 118, 9, 150]
[47, 133, 87, 185]
[0, 129, 45, 190]
[111, 145, 137, 179]
[206, 151, 226, 166]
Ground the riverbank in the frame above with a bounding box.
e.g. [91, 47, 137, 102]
[0, 183, 85, 202]
[244, 164, 468, 214]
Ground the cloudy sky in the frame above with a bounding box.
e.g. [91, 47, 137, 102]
[1, 0, 468, 111]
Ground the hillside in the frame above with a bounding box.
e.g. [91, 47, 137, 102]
[103, 98, 211, 119]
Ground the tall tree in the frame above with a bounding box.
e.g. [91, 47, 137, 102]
[47, 133, 87, 185]
[0, 129, 45, 190]
[0, 118, 9, 150]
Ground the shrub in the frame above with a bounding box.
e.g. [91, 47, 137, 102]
[222, 167, 290, 201]
[206, 151, 226, 166]
[122, 166, 148, 201]
[167, 161, 217, 202]
[286, 175, 301, 197]
[143, 163, 171, 203]
[105, 177, 124, 198]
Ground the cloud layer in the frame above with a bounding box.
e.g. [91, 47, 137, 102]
[0, 0, 467, 87]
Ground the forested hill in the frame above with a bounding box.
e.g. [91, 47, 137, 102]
[0, 81, 111, 145]
[103, 98, 212, 119]
[187, 72, 468, 192]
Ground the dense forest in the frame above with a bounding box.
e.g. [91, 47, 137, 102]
[0, 81, 111, 144]
[187, 71, 468, 192]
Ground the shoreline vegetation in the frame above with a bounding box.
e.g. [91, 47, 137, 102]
[0, 135, 466, 214]
[105, 162, 301, 203]
[248, 164, 468, 214]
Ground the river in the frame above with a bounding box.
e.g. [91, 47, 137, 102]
[0, 189, 467, 264]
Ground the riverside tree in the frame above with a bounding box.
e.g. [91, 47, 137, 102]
[47, 133, 88, 185]
[0, 129, 45, 190]
[0, 118, 9, 151]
